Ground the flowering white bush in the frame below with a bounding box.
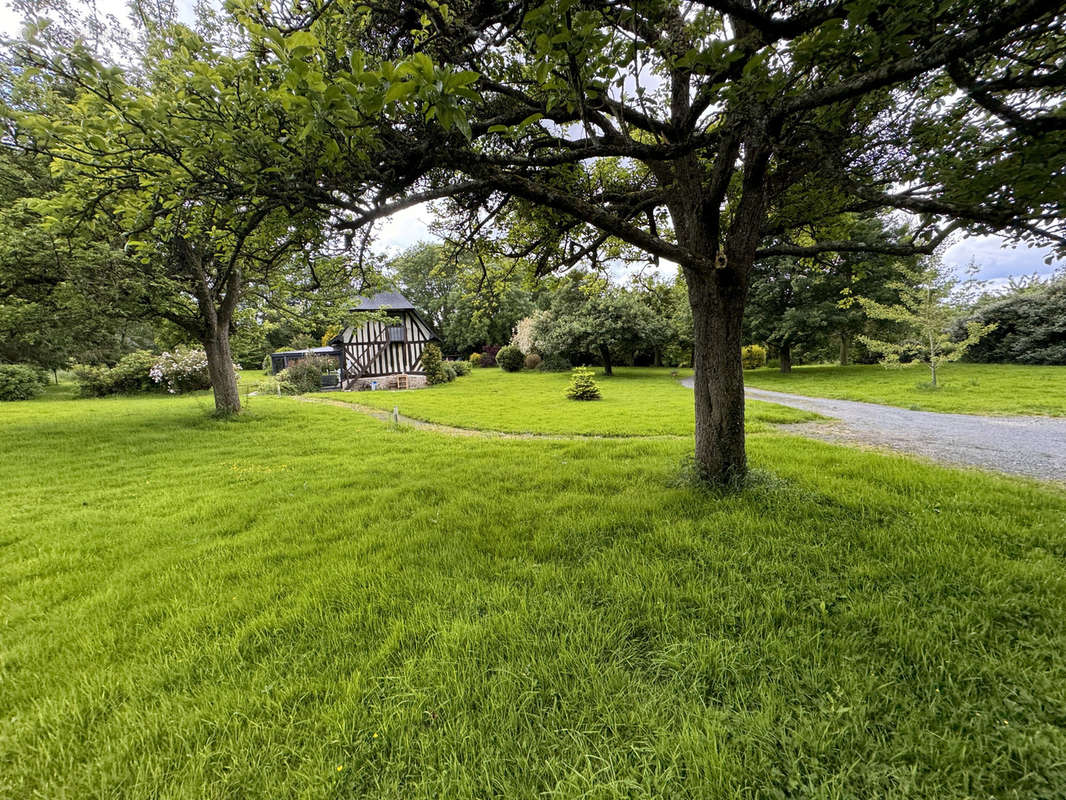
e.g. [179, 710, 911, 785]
[511, 311, 548, 354]
[150, 347, 238, 394]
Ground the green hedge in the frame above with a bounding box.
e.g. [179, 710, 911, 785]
[0, 364, 48, 401]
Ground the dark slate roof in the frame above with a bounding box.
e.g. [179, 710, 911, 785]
[351, 290, 415, 311]
[271, 346, 339, 357]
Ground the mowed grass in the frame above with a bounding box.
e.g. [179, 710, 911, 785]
[2, 390, 1066, 798]
[351, 367, 817, 435]
[744, 362, 1066, 416]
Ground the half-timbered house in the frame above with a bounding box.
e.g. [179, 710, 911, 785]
[331, 291, 440, 390]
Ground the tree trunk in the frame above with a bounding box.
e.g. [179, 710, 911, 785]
[662, 135, 768, 485]
[839, 334, 851, 366]
[929, 332, 938, 386]
[203, 325, 241, 415]
[599, 344, 613, 376]
[779, 341, 792, 373]
[686, 268, 747, 484]
[177, 235, 243, 416]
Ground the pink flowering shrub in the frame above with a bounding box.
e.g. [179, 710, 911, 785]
[151, 347, 235, 394]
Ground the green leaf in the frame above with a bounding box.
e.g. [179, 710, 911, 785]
[286, 31, 319, 51]
[383, 81, 417, 104]
[518, 112, 543, 129]
[450, 70, 480, 88]
[455, 114, 472, 141]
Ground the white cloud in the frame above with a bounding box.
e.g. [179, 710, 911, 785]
[375, 203, 438, 254]
[943, 235, 1060, 281]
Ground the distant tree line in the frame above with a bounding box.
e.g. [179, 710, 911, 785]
[960, 273, 1066, 365]
[386, 226, 1065, 374]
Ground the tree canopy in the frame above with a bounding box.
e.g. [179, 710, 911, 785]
[745, 214, 921, 370]
[248, 0, 1064, 481]
[960, 271, 1066, 365]
[4, 0, 1063, 480]
[533, 278, 665, 375]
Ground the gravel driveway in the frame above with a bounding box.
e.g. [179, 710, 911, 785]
[681, 378, 1066, 482]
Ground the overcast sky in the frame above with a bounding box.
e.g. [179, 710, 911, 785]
[5, 0, 1062, 284]
[378, 204, 1062, 287]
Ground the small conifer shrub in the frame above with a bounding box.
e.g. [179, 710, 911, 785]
[422, 343, 448, 385]
[566, 367, 601, 401]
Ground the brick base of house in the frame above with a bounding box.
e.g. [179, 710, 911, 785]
[349, 374, 428, 391]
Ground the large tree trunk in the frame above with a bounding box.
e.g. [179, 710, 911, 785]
[839, 334, 851, 366]
[686, 268, 747, 483]
[599, 344, 613, 376]
[202, 323, 241, 415]
[178, 236, 243, 416]
[662, 136, 767, 485]
[779, 341, 792, 373]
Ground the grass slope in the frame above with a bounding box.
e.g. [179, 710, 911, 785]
[744, 362, 1066, 416]
[350, 367, 817, 435]
[1, 391, 1065, 798]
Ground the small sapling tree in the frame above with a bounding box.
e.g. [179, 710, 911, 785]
[856, 262, 996, 387]
[566, 367, 601, 401]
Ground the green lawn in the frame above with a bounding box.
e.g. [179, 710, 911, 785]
[744, 362, 1066, 416]
[350, 367, 817, 435]
[1, 388, 1065, 798]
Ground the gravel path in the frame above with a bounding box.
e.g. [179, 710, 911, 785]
[682, 378, 1066, 482]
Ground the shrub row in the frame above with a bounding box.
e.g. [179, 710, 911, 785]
[468, 346, 565, 372]
[537, 353, 572, 372]
[150, 348, 217, 394]
[0, 364, 49, 402]
[73, 347, 222, 397]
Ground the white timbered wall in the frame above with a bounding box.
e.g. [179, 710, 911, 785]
[341, 311, 437, 377]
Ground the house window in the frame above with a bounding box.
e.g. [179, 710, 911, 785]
[387, 324, 406, 342]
